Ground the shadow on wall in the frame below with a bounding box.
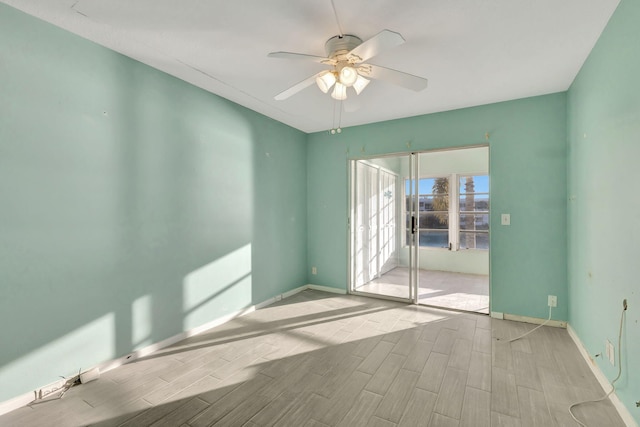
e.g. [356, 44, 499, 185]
[0, 2, 308, 405]
[0, 43, 260, 402]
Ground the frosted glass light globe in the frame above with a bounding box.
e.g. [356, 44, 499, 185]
[339, 66, 358, 87]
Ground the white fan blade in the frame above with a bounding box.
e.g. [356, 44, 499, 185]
[268, 51, 334, 64]
[274, 72, 323, 100]
[364, 64, 428, 91]
[347, 30, 405, 63]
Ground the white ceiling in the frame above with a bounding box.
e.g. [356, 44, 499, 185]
[3, 0, 620, 133]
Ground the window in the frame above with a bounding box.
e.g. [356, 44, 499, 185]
[459, 175, 489, 250]
[405, 174, 489, 250]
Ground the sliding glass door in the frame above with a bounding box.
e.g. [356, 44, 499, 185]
[413, 147, 490, 313]
[349, 154, 418, 302]
[349, 146, 490, 314]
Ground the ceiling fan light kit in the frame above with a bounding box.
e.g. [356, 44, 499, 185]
[315, 34, 371, 99]
[269, 29, 427, 102]
[353, 75, 370, 95]
[316, 71, 336, 93]
[268, 1, 428, 133]
[315, 64, 366, 98]
[338, 65, 358, 86]
[331, 82, 348, 100]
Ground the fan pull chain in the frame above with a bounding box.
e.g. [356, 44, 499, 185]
[331, 98, 336, 130]
[330, 0, 345, 37]
[330, 100, 343, 135]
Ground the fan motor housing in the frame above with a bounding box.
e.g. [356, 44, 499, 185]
[325, 34, 362, 59]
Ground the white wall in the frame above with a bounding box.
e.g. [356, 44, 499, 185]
[420, 146, 488, 176]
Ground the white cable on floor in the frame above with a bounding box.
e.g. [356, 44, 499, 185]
[497, 305, 553, 343]
[568, 306, 626, 427]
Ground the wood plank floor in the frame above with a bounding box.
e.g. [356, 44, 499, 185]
[0, 290, 625, 427]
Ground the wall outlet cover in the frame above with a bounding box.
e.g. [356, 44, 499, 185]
[606, 340, 615, 365]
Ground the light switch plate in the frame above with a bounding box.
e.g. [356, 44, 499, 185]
[501, 214, 511, 226]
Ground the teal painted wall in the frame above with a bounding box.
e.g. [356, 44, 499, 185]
[8, 0, 638, 417]
[567, 0, 640, 421]
[307, 94, 568, 320]
[0, 4, 307, 402]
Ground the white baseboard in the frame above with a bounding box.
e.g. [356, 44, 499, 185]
[0, 303, 261, 416]
[98, 304, 260, 376]
[0, 392, 37, 418]
[282, 285, 309, 299]
[567, 324, 638, 427]
[0, 283, 349, 416]
[491, 310, 566, 328]
[503, 312, 566, 328]
[255, 296, 278, 310]
[253, 284, 345, 311]
[307, 284, 347, 294]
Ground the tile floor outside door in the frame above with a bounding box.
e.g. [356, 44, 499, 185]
[0, 290, 624, 427]
[357, 267, 490, 314]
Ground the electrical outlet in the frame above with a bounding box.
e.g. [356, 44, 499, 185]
[548, 295, 557, 307]
[311, 266, 317, 275]
[606, 340, 615, 365]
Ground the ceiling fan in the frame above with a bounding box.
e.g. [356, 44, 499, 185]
[268, 29, 429, 101]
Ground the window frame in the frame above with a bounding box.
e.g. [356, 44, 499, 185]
[403, 173, 489, 251]
[458, 174, 490, 251]
[419, 176, 450, 249]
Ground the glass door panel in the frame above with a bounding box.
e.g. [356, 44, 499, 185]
[415, 147, 490, 313]
[350, 155, 415, 301]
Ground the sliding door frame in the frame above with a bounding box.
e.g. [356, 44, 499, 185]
[347, 144, 491, 314]
[347, 152, 418, 303]
[412, 144, 491, 313]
